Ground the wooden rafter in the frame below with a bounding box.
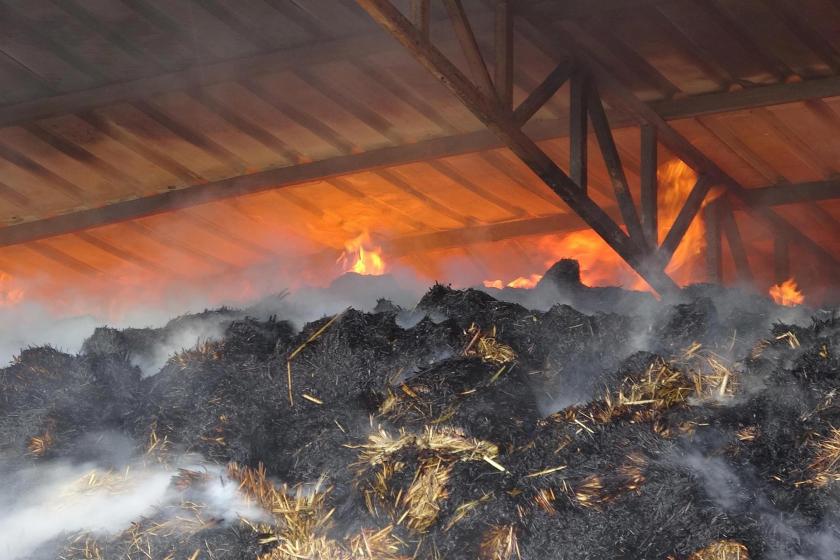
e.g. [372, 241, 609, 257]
[524, 20, 840, 276]
[354, 0, 677, 295]
[513, 60, 574, 125]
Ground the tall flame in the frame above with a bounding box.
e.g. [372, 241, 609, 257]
[339, 233, 386, 276]
[769, 278, 804, 306]
[482, 158, 710, 291]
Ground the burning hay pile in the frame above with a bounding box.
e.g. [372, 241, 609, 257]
[1, 260, 838, 559]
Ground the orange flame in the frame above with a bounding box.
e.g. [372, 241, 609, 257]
[769, 278, 804, 306]
[0, 272, 24, 307]
[483, 274, 543, 290]
[481, 158, 711, 291]
[339, 233, 386, 276]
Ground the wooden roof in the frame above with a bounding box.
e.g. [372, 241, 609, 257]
[0, 0, 837, 307]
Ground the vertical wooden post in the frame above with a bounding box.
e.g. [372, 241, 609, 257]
[705, 199, 722, 283]
[640, 124, 658, 249]
[720, 198, 754, 284]
[410, 0, 430, 39]
[774, 236, 790, 283]
[495, 0, 513, 109]
[569, 72, 588, 192]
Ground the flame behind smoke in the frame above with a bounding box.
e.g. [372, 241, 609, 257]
[0, 272, 23, 307]
[769, 278, 804, 306]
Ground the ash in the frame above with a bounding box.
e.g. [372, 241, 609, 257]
[1, 260, 838, 560]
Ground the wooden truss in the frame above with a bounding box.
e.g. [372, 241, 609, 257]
[356, 0, 840, 293]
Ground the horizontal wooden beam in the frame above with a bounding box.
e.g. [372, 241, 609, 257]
[0, 118, 571, 247]
[1, 104, 834, 250]
[651, 76, 840, 120]
[736, 180, 840, 207]
[386, 212, 593, 256]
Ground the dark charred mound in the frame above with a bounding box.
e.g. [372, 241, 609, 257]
[133, 316, 295, 466]
[82, 307, 249, 375]
[2, 264, 839, 560]
[0, 346, 140, 464]
[487, 258, 658, 316]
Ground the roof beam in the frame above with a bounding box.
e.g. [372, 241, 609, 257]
[0, 3, 838, 135]
[651, 76, 840, 120]
[385, 212, 591, 257]
[735, 180, 840, 207]
[0, 106, 836, 250]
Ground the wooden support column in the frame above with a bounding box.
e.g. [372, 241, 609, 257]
[720, 198, 754, 284]
[774, 236, 790, 283]
[640, 124, 658, 249]
[569, 71, 588, 192]
[355, 0, 678, 295]
[495, 0, 513, 109]
[705, 199, 723, 283]
[409, 0, 430, 39]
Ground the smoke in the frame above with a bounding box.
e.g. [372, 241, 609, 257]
[677, 451, 840, 559]
[0, 449, 266, 560]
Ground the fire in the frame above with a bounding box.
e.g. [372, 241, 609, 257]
[483, 274, 543, 290]
[0, 272, 24, 307]
[769, 278, 804, 306]
[481, 158, 712, 291]
[507, 274, 543, 289]
[339, 232, 386, 276]
[658, 160, 710, 283]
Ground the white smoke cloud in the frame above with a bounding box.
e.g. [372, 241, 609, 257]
[0, 455, 266, 560]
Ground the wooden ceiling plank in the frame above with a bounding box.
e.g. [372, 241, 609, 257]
[240, 78, 357, 155]
[26, 239, 101, 277]
[186, 89, 303, 164]
[74, 230, 170, 275]
[294, 67, 405, 144]
[77, 110, 204, 184]
[21, 122, 145, 194]
[326, 176, 429, 231]
[691, 0, 793, 81]
[352, 58, 460, 134]
[644, 5, 735, 87]
[761, 0, 840, 74]
[0, 141, 86, 201]
[753, 107, 835, 178]
[577, 18, 682, 99]
[425, 159, 528, 218]
[476, 151, 568, 211]
[694, 116, 786, 184]
[375, 168, 476, 227]
[130, 100, 247, 173]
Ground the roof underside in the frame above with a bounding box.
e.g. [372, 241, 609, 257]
[0, 0, 838, 307]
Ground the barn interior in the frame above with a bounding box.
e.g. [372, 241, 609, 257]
[1, 1, 840, 559]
